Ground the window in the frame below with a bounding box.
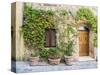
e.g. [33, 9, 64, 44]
[45, 29, 56, 47]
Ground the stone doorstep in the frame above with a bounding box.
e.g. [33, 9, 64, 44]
[78, 56, 95, 61]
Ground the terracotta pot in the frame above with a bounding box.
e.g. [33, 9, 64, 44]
[48, 58, 61, 65]
[64, 55, 74, 65]
[29, 56, 39, 66]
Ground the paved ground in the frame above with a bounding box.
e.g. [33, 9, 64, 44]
[11, 60, 97, 73]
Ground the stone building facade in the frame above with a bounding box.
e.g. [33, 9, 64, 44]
[11, 2, 97, 61]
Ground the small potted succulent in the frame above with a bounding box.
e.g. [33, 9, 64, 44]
[64, 41, 75, 65]
[29, 50, 40, 65]
[48, 47, 62, 65]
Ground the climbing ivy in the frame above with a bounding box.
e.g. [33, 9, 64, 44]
[76, 8, 97, 33]
[22, 5, 55, 50]
[76, 8, 97, 47]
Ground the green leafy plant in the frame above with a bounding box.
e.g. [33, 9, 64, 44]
[64, 41, 74, 56]
[76, 8, 97, 33]
[21, 5, 55, 51]
[48, 47, 61, 59]
[59, 24, 76, 56]
[31, 50, 40, 57]
[39, 49, 49, 59]
[76, 8, 97, 47]
[60, 10, 68, 16]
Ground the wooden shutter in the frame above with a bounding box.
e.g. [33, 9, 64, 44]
[50, 29, 56, 47]
[45, 29, 50, 47]
[45, 29, 56, 47]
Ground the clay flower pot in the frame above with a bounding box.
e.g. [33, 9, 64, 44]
[47, 47, 62, 65]
[64, 55, 74, 65]
[48, 57, 61, 65]
[29, 56, 39, 66]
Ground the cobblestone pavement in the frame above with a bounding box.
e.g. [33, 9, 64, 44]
[11, 60, 97, 73]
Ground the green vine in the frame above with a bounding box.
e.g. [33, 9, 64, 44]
[76, 8, 97, 47]
[76, 8, 97, 33]
[22, 5, 55, 50]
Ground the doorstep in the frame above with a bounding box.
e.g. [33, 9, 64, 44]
[78, 56, 95, 61]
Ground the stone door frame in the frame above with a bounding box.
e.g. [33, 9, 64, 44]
[78, 23, 94, 58]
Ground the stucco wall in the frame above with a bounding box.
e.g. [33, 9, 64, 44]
[11, 2, 24, 60]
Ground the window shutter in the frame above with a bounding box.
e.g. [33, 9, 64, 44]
[50, 29, 56, 47]
[45, 29, 56, 47]
[45, 29, 50, 47]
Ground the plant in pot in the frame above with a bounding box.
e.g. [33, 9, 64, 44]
[29, 50, 40, 65]
[48, 47, 62, 65]
[21, 24, 41, 66]
[21, 5, 55, 65]
[64, 41, 75, 65]
[61, 24, 77, 65]
[39, 48, 49, 62]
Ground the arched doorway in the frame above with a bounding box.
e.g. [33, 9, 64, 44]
[79, 24, 89, 56]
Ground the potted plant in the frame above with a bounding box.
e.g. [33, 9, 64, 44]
[29, 50, 40, 65]
[48, 47, 62, 65]
[64, 41, 75, 65]
[39, 49, 49, 62]
[60, 24, 77, 65]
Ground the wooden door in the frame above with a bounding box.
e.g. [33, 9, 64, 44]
[79, 30, 89, 56]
